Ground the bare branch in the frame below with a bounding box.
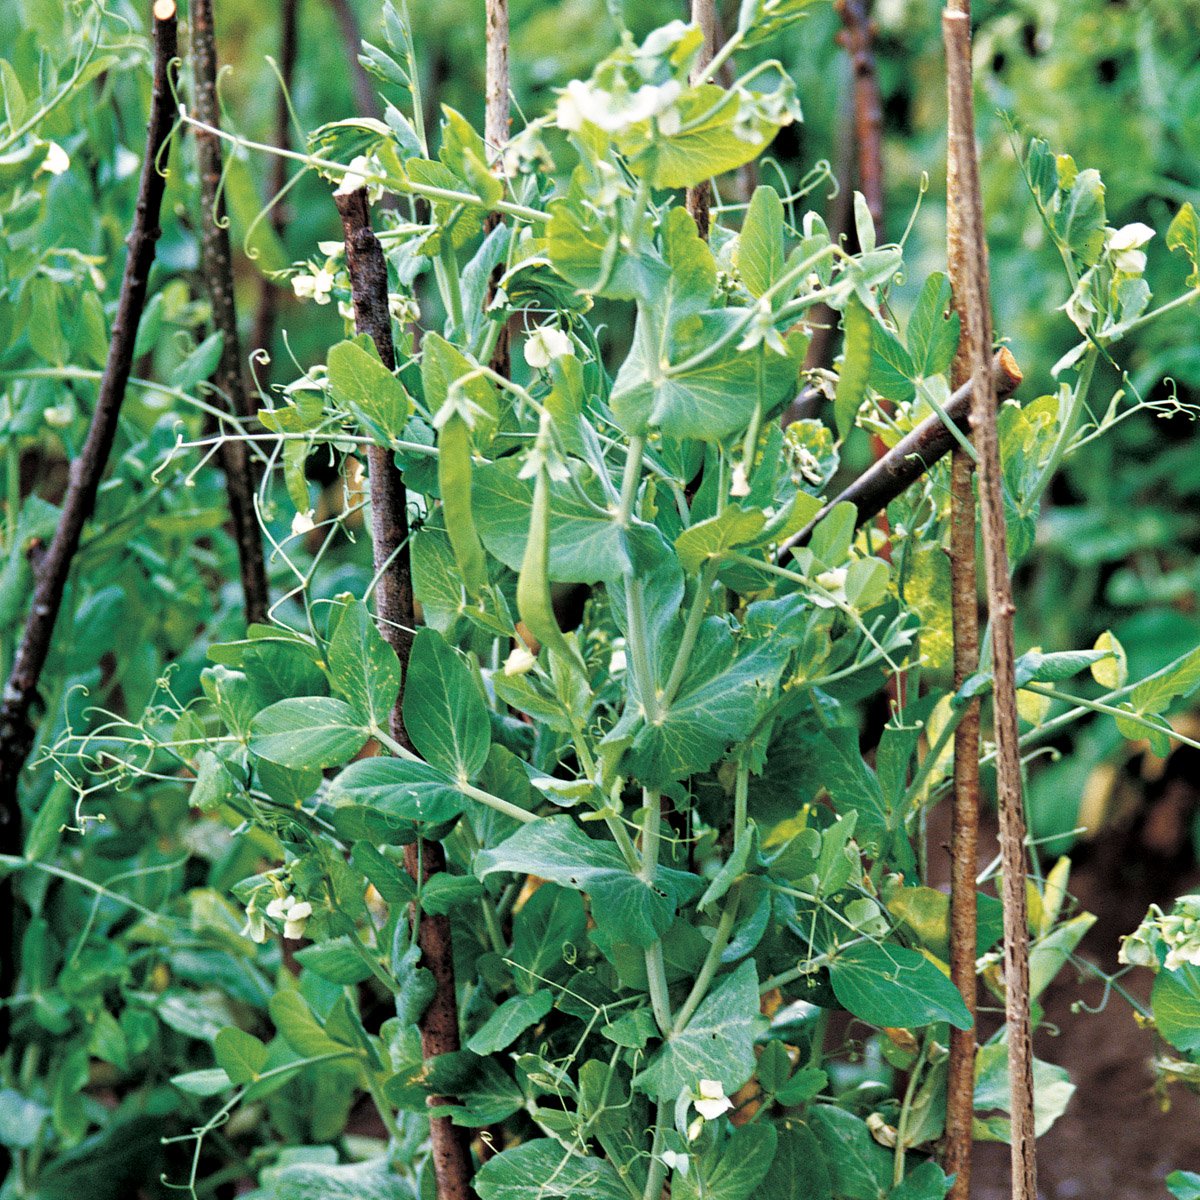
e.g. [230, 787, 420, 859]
[944, 8, 1037, 1199]
[837, 0, 884, 243]
[335, 188, 475, 1200]
[0, 0, 179, 1041]
[485, 0, 512, 378]
[191, 0, 271, 626]
[779, 349, 1021, 555]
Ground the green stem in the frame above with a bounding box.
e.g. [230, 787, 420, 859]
[437, 238, 465, 333]
[673, 885, 741, 1032]
[659, 558, 719, 708]
[1025, 347, 1097, 510]
[1024, 683, 1200, 752]
[642, 1098, 670, 1200]
[640, 788, 673, 1033]
[892, 1036, 930, 1186]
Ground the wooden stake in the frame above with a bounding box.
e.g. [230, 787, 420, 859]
[335, 188, 475, 1200]
[191, 0, 271, 626]
[943, 7, 1037, 1198]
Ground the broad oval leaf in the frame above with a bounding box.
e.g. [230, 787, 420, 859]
[329, 755, 465, 825]
[829, 941, 971, 1031]
[249, 697, 369, 769]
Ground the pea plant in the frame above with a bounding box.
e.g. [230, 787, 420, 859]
[15, 2, 1200, 1200]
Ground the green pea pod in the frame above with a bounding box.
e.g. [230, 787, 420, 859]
[517, 465, 583, 672]
[833, 294, 873, 441]
[437, 412, 489, 599]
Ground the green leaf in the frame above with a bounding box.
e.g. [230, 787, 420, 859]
[835, 296, 873, 440]
[973, 1040, 1074, 1140]
[213, 1027, 269, 1085]
[625, 620, 789, 787]
[634, 961, 764, 1100]
[329, 755, 465, 824]
[294, 937, 376, 985]
[674, 1124, 778, 1200]
[738, 186, 785, 298]
[761, 1121, 832, 1200]
[1013, 648, 1109, 688]
[906, 273, 960, 379]
[270, 1155, 417, 1200]
[473, 456, 636, 585]
[475, 1139, 630, 1200]
[327, 600, 403, 728]
[1166, 202, 1199, 288]
[175, 332, 225, 393]
[466, 989, 554, 1054]
[509, 883, 588, 993]
[250, 697, 369, 769]
[1128, 644, 1200, 721]
[813, 727, 889, 853]
[1167, 1171, 1200, 1200]
[426, 1052, 524, 1124]
[675, 508, 767, 573]
[403, 629, 490, 780]
[808, 1105, 892, 1200]
[268, 989, 351, 1060]
[888, 1161, 950, 1200]
[327, 338, 412, 440]
[829, 942, 971, 1030]
[476, 817, 700, 948]
[168, 1069, 234, 1098]
[1055, 165, 1107, 266]
[1152, 965, 1200, 1053]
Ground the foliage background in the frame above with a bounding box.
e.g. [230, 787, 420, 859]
[1, 0, 1198, 1197]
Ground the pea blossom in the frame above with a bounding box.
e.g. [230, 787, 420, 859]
[692, 1078, 734, 1121]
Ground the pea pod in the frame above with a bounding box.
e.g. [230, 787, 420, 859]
[437, 412, 489, 599]
[517, 464, 583, 672]
[833, 294, 873, 440]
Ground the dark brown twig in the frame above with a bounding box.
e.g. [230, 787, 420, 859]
[191, 0, 270, 627]
[250, 0, 299, 386]
[0, 0, 179, 1044]
[837, 0, 884, 244]
[326, 0, 383, 120]
[779, 348, 1021, 555]
[335, 188, 475, 1200]
[944, 8, 1037, 1199]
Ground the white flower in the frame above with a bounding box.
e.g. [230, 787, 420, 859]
[692, 1079, 734, 1121]
[284, 901, 312, 940]
[291, 510, 316, 536]
[556, 78, 681, 135]
[333, 154, 385, 203]
[389, 293, 420, 323]
[660, 1149, 689, 1176]
[44, 401, 74, 427]
[40, 141, 70, 176]
[524, 325, 574, 369]
[240, 905, 267, 944]
[504, 644, 537, 676]
[338, 299, 355, 321]
[292, 267, 335, 305]
[867, 1112, 898, 1148]
[263, 894, 313, 939]
[1107, 222, 1155, 275]
[729, 462, 751, 498]
[609, 638, 627, 675]
[815, 566, 848, 594]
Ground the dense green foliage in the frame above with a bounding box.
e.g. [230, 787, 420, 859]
[1, 1, 1199, 1198]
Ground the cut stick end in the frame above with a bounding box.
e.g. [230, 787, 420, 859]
[153, 0, 176, 21]
[995, 345, 1023, 395]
